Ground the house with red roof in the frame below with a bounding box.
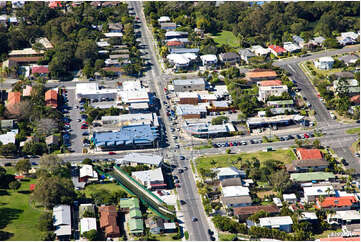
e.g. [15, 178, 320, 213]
[6, 91, 21, 115]
[49, 1, 62, 8]
[32, 65, 49, 75]
[45, 90, 58, 108]
[350, 95, 360, 105]
[257, 80, 283, 87]
[268, 45, 287, 56]
[296, 148, 323, 160]
[316, 196, 359, 211]
[166, 41, 184, 48]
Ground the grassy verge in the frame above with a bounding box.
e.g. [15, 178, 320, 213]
[195, 149, 296, 172]
[211, 31, 239, 48]
[184, 231, 189, 240]
[0, 170, 43, 241]
[346, 127, 360, 135]
[193, 144, 213, 150]
[152, 233, 178, 241]
[314, 229, 342, 239]
[190, 160, 196, 174]
[81, 182, 127, 198]
[219, 233, 237, 241]
[176, 200, 180, 210]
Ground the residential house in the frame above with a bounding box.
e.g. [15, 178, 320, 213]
[167, 53, 195, 69]
[146, 217, 164, 234]
[327, 210, 360, 225]
[158, 16, 170, 23]
[79, 165, 98, 183]
[299, 212, 318, 224]
[246, 70, 278, 82]
[45, 134, 60, 148]
[164, 223, 177, 233]
[119, 198, 140, 212]
[221, 186, 252, 208]
[309, 36, 326, 47]
[116, 153, 163, 167]
[303, 185, 335, 202]
[218, 52, 240, 65]
[283, 42, 301, 53]
[258, 216, 293, 232]
[292, 35, 305, 48]
[35, 37, 53, 49]
[32, 65, 49, 77]
[283, 193, 297, 203]
[296, 148, 323, 160]
[317, 196, 359, 211]
[220, 177, 242, 187]
[350, 95, 360, 105]
[173, 78, 206, 92]
[214, 167, 245, 181]
[165, 31, 188, 40]
[338, 54, 359, 66]
[286, 159, 329, 173]
[53, 205, 72, 240]
[160, 22, 176, 30]
[200, 54, 218, 67]
[99, 205, 120, 238]
[128, 218, 144, 236]
[131, 168, 167, 190]
[250, 45, 270, 56]
[291, 172, 336, 183]
[332, 71, 355, 79]
[258, 85, 288, 102]
[6, 91, 21, 115]
[341, 32, 359, 40]
[22, 85, 32, 97]
[257, 80, 283, 87]
[233, 204, 280, 221]
[166, 40, 184, 48]
[169, 48, 199, 55]
[108, 23, 123, 32]
[314, 56, 334, 70]
[1, 119, 15, 129]
[238, 49, 256, 64]
[268, 45, 287, 56]
[337, 36, 357, 46]
[80, 218, 97, 235]
[267, 100, 294, 108]
[45, 89, 58, 108]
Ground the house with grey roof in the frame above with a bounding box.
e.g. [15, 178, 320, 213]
[218, 52, 240, 65]
[53, 205, 72, 239]
[338, 54, 359, 66]
[238, 49, 256, 64]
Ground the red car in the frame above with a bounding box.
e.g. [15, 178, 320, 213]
[81, 125, 88, 129]
[175, 184, 181, 188]
[82, 121, 89, 125]
[64, 123, 70, 125]
[108, 151, 116, 155]
[304, 133, 309, 138]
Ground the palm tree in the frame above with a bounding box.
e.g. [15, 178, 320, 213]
[325, 187, 332, 196]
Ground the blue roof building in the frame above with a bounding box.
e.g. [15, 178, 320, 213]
[93, 125, 159, 150]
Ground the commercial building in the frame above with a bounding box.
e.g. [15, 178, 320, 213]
[99, 205, 120, 238]
[303, 185, 335, 202]
[92, 124, 159, 150]
[296, 148, 323, 160]
[207, 101, 231, 112]
[314, 56, 334, 70]
[172, 78, 206, 92]
[246, 114, 304, 129]
[177, 92, 199, 104]
[176, 104, 207, 119]
[101, 113, 159, 128]
[132, 168, 166, 190]
[182, 121, 235, 138]
[53, 205, 72, 240]
[258, 85, 288, 102]
[116, 153, 163, 167]
[258, 216, 293, 232]
[76, 83, 117, 100]
[286, 159, 329, 173]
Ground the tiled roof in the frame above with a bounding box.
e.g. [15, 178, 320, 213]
[99, 205, 120, 237]
[258, 80, 283, 86]
[318, 196, 358, 209]
[7, 91, 21, 105]
[9, 56, 42, 63]
[350, 95, 360, 104]
[166, 41, 183, 47]
[293, 159, 329, 168]
[268, 45, 286, 53]
[32, 65, 49, 74]
[296, 148, 323, 160]
[246, 71, 278, 79]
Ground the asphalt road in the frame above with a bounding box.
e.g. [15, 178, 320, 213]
[130, 1, 211, 240]
[273, 45, 359, 124]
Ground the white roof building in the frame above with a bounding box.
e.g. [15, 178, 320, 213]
[101, 113, 159, 127]
[259, 216, 293, 228]
[273, 197, 283, 207]
[250, 45, 270, 56]
[167, 53, 197, 67]
[328, 210, 360, 224]
[222, 186, 250, 197]
[200, 54, 218, 66]
[96, 41, 110, 48]
[36, 37, 53, 49]
[300, 212, 318, 221]
[258, 85, 288, 102]
[283, 42, 301, 52]
[122, 80, 143, 91]
[158, 16, 170, 23]
[104, 32, 123, 38]
[215, 167, 243, 179]
[314, 56, 334, 70]
[9, 48, 44, 56]
[177, 92, 199, 99]
[79, 165, 98, 180]
[118, 90, 149, 104]
[132, 168, 165, 188]
[80, 218, 97, 235]
[0, 131, 16, 145]
[341, 32, 359, 40]
[333, 79, 359, 89]
[303, 185, 335, 202]
[53, 205, 72, 237]
[283, 193, 297, 201]
[117, 153, 163, 167]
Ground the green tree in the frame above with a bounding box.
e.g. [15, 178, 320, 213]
[0, 143, 17, 157]
[39, 154, 63, 174]
[8, 180, 21, 191]
[83, 229, 100, 241]
[211, 116, 229, 125]
[269, 169, 291, 193]
[15, 159, 31, 174]
[38, 212, 53, 231]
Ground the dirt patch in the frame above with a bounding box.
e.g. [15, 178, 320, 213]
[257, 190, 277, 199]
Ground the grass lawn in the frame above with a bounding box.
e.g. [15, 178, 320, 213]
[211, 31, 239, 48]
[193, 144, 213, 150]
[314, 229, 342, 239]
[351, 138, 360, 153]
[219, 233, 237, 241]
[346, 127, 360, 135]
[82, 182, 126, 198]
[151, 233, 178, 241]
[195, 149, 296, 172]
[0, 171, 43, 241]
